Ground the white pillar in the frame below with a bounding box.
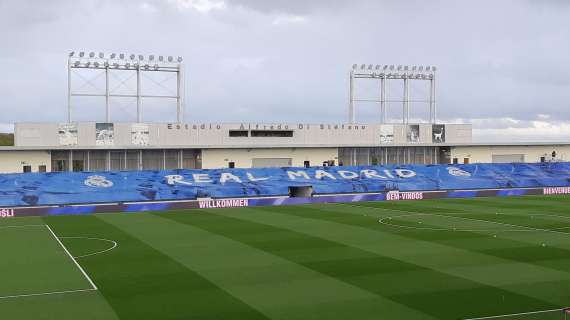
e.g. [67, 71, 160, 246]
[67, 58, 72, 123]
[403, 77, 410, 124]
[348, 71, 355, 124]
[380, 77, 386, 123]
[176, 65, 182, 123]
[430, 72, 437, 123]
[105, 65, 110, 122]
[136, 66, 141, 122]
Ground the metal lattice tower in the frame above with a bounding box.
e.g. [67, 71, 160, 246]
[67, 51, 185, 123]
[348, 64, 437, 124]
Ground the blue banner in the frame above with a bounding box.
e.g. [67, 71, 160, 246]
[0, 162, 569, 207]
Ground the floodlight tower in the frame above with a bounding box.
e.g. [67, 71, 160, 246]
[67, 51, 185, 123]
[348, 64, 437, 124]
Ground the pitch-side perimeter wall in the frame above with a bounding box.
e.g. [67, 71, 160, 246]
[1, 186, 569, 218]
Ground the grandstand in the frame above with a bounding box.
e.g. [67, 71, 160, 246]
[1, 53, 569, 320]
[0, 54, 568, 214]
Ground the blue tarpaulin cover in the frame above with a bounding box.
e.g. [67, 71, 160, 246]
[0, 162, 569, 206]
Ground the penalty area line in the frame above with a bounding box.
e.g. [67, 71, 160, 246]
[0, 288, 97, 300]
[462, 307, 569, 320]
[45, 225, 98, 290]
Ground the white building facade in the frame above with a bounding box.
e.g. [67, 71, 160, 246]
[0, 121, 565, 174]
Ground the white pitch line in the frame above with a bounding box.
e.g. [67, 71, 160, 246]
[0, 288, 97, 300]
[427, 212, 570, 236]
[45, 225, 98, 290]
[333, 203, 570, 235]
[60, 237, 118, 258]
[462, 307, 567, 320]
[377, 214, 539, 232]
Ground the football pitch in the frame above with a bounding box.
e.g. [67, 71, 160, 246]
[1, 195, 569, 320]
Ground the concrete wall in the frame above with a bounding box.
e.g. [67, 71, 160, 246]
[201, 148, 338, 169]
[0, 150, 51, 173]
[451, 145, 570, 163]
[15, 122, 472, 148]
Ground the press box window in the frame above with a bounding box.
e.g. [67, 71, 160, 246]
[251, 130, 293, 138]
[229, 130, 248, 137]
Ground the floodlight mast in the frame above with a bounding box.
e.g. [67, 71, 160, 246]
[67, 51, 185, 123]
[429, 68, 436, 123]
[348, 64, 437, 124]
[403, 75, 409, 124]
[348, 68, 355, 123]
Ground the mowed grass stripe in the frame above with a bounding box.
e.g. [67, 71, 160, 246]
[292, 203, 570, 266]
[0, 226, 91, 296]
[45, 215, 268, 320]
[297, 204, 570, 306]
[161, 209, 556, 320]
[101, 211, 438, 320]
[387, 196, 570, 216]
[0, 289, 120, 320]
[221, 205, 568, 309]
[446, 196, 570, 214]
[312, 203, 570, 282]
[318, 201, 570, 300]
[0, 220, 119, 320]
[332, 200, 570, 249]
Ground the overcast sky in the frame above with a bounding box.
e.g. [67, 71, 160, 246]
[0, 0, 569, 141]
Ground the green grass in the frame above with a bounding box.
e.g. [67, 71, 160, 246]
[1, 195, 570, 319]
[0, 133, 14, 146]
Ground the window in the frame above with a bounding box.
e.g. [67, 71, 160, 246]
[126, 151, 140, 170]
[72, 151, 86, 172]
[142, 150, 163, 170]
[303, 160, 310, 168]
[229, 130, 248, 137]
[110, 151, 125, 171]
[228, 161, 235, 168]
[38, 165, 47, 172]
[51, 151, 70, 172]
[250, 130, 293, 137]
[182, 150, 201, 169]
[52, 160, 66, 172]
[540, 156, 546, 163]
[452, 158, 458, 164]
[165, 150, 179, 169]
[72, 160, 84, 172]
[23, 165, 31, 173]
[90, 151, 107, 171]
